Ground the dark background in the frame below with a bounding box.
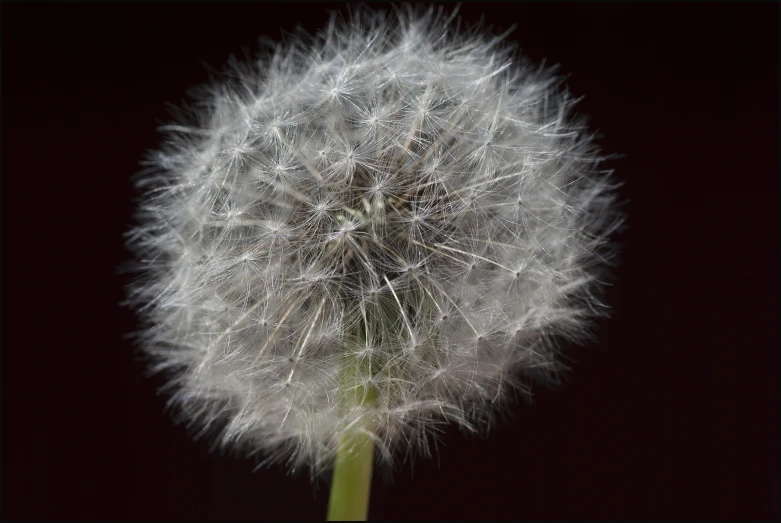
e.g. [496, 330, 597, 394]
[3, 2, 779, 521]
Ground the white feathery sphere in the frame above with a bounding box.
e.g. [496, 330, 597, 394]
[127, 7, 622, 475]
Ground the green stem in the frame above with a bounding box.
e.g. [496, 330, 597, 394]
[327, 361, 376, 521]
[326, 423, 374, 521]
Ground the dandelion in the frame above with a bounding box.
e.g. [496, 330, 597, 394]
[126, 5, 622, 520]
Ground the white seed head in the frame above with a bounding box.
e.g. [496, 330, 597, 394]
[126, 6, 623, 475]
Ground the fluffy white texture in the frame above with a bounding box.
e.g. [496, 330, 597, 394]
[126, 6, 621, 475]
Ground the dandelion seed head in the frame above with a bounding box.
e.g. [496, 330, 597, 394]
[126, 5, 623, 476]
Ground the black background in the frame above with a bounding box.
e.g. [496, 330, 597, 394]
[3, 3, 779, 521]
